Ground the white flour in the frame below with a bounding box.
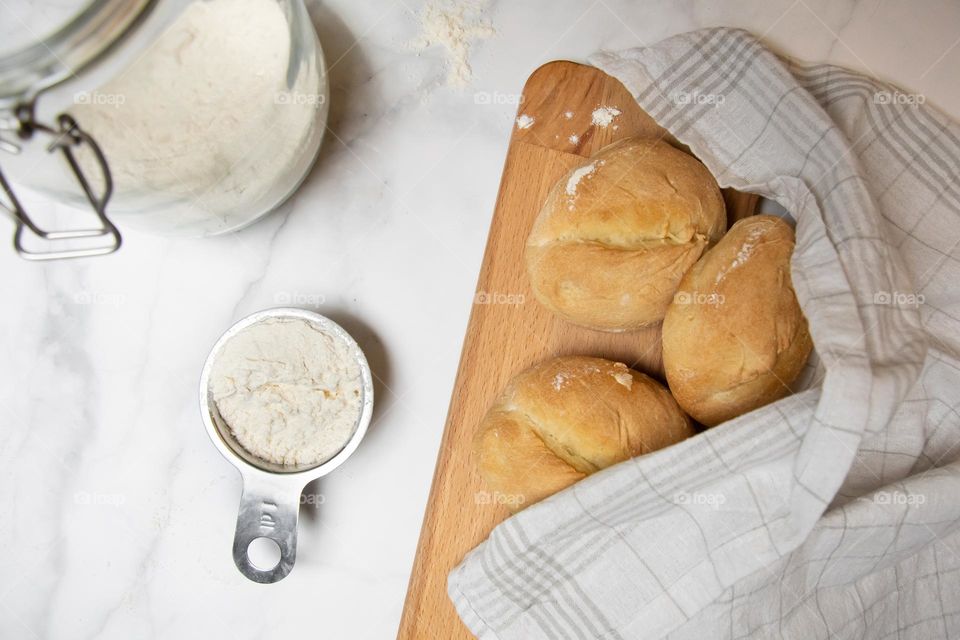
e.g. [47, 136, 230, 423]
[71, 0, 323, 235]
[516, 114, 535, 129]
[591, 106, 621, 127]
[714, 224, 767, 284]
[566, 161, 599, 196]
[210, 318, 363, 467]
[610, 363, 634, 390]
[552, 372, 570, 391]
[411, 0, 495, 87]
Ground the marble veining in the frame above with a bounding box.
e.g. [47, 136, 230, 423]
[0, 0, 958, 638]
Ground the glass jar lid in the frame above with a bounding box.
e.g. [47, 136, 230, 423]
[0, 0, 157, 106]
[0, 0, 170, 259]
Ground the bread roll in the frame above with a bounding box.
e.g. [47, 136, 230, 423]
[525, 138, 726, 331]
[662, 215, 812, 427]
[474, 356, 695, 512]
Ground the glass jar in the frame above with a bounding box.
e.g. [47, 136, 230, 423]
[0, 0, 328, 258]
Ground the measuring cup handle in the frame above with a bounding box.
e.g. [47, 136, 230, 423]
[232, 475, 302, 583]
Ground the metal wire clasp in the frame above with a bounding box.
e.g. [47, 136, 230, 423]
[0, 104, 121, 260]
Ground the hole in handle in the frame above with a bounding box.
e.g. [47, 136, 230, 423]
[247, 537, 282, 571]
[232, 482, 301, 583]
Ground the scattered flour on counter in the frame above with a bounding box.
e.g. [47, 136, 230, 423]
[210, 318, 363, 467]
[564, 110, 575, 119]
[591, 106, 621, 127]
[410, 0, 495, 87]
[516, 114, 535, 129]
[569, 134, 580, 144]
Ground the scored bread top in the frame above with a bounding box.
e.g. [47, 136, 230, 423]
[525, 138, 727, 331]
[474, 356, 695, 511]
[662, 215, 813, 426]
[527, 138, 726, 250]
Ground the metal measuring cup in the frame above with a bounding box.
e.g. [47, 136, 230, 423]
[199, 308, 374, 583]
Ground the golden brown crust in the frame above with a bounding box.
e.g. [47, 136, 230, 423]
[474, 356, 695, 512]
[662, 215, 813, 427]
[525, 138, 726, 331]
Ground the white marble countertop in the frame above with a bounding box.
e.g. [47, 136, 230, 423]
[1, 1, 958, 638]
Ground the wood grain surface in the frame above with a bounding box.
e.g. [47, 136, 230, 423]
[398, 61, 758, 639]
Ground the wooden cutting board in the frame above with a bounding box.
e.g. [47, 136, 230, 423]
[397, 61, 758, 639]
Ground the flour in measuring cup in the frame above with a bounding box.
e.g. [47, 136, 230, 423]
[210, 318, 363, 467]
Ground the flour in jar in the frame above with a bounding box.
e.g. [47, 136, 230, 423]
[210, 318, 363, 467]
[70, 0, 324, 234]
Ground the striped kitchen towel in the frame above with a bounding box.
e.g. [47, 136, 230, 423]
[449, 27, 960, 639]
